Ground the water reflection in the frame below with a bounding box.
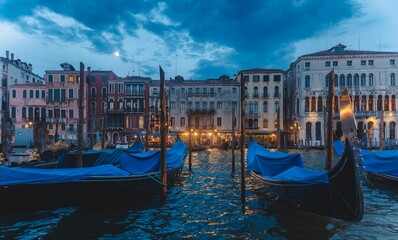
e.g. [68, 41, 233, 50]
[0, 148, 397, 239]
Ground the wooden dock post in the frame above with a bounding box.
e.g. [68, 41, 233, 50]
[159, 66, 167, 199]
[240, 71, 246, 203]
[325, 69, 335, 170]
[188, 116, 192, 171]
[77, 62, 85, 168]
[231, 107, 236, 173]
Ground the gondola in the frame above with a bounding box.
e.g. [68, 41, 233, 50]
[334, 141, 398, 186]
[248, 139, 363, 221]
[248, 89, 364, 222]
[0, 139, 187, 213]
[57, 136, 146, 168]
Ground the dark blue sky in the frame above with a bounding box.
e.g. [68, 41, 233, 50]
[0, 0, 396, 79]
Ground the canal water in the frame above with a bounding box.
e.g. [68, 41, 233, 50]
[1, 149, 397, 239]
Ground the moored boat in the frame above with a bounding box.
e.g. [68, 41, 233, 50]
[334, 141, 398, 186]
[0, 139, 187, 213]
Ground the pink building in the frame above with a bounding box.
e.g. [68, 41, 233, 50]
[9, 83, 47, 128]
[45, 63, 87, 142]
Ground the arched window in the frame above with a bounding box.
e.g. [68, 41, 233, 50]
[334, 74, 338, 87]
[361, 96, 367, 111]
[392, 95, 396, 111]
[377, 95, 383, 111]
[35, 90, 40, 98]
[12, 90, 16, 98]
[263, 86, 268, 97]
[263, 119, 268, 128]
[369, 73, 374, 86]
[316, 122, 321, 141]
[118, 98, 124, 110]
[391, 73, 396, 86]
[254, 101, 258, 114]
[253, 119, 258, 129]
[305, 97, 309, 112]
[339, 74, 345, 86]
[247, 101, 253, 114]
[41, 90, 46, 98]
[274, 86, 280, 97]
[23, 90, 27, 98]
[361, 74, 366, 86]
[263, 101, 268, 113]
[306, 122, 312, 140]
[41, 107, 46, 121]
[91, 102, 96, 114]
[11, 107, 16, 118]
[244, 87, 248, 97]
[305, 75, 310, 88]
[28, 107, 34, 120]
[22, 107, 26, 118]
[347, 74, 352, 86]
[354, 74, 359, 86]
[368, 95, 374, 111]
[390, 122, 396, 139]
[102, 88, 107, 98]
[385, 96, 390, 111]
[109, 98, 115, 110]
[91, 88, 96, 98]
[253, 87, 258, 97]
[274, 101, 279, 113]
[311, 97, 316, 112]
[296, 98, 300, 114]
[29, 90, 33, 98]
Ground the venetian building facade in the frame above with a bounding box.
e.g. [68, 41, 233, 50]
[1, 51, 44, 133]
[236, 68, 285, 146]
[285, 43, 398, 148]
[86, 69, 119, 145]
[45, 63, 88, 142]
[167, 75, 240, 146]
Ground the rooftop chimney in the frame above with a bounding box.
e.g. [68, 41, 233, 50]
[6, 51, 9, 60]
[11, 53, 14, 61]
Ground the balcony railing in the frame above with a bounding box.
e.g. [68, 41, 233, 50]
[187, 109, 216, 115]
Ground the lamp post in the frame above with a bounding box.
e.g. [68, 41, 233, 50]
[294, 122, 300, 149]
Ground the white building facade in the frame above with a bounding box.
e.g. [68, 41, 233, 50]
[285, 43, 398, 148]
[167, 75, 240, 146]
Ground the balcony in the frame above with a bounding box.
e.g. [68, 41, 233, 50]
[252, 93, 260, 99]
[274, 93, 280, 98]
[247, 112, 259, 117]
[187, 109, 216, 115]
[262, 93, 269, 99]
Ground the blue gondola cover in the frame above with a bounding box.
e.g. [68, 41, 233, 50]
[247, 141, 329, 183]
[334, 141, 398, 177]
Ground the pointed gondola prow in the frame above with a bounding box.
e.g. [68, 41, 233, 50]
[340, 88, 357, 140]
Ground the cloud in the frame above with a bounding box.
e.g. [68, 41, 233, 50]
[0, 0, 360, 79]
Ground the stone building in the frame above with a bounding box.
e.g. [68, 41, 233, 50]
[285, 43, 398, 148]
[235, 68, 285, 147]
[166, 75, 240, 146]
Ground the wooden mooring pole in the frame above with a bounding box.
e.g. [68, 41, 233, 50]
[77, 62, 85, 168]
[325, 69, 335, 170]
[159, 66, 167, 199]
[188, 116, 192, 171]
[231, 107, 236, 173]
[240, 71, 246, 203]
